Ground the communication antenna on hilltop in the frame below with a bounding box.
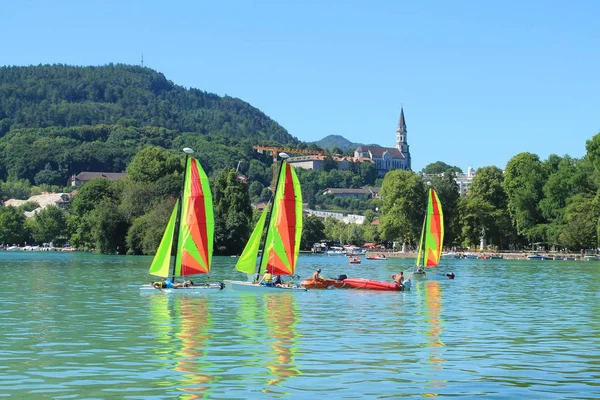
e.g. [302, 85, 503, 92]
[141, 53, 144, 67]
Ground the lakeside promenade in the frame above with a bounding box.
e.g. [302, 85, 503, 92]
[366, 250, 590, 261]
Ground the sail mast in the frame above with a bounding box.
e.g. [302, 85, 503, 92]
[416, 209, 427, 268]
[415, 188, 431, 269]
[255, 153, 289, 282]
[171, 147, 194, 281]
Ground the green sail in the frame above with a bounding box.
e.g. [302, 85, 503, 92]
[235, 205, 269, 274]
[259, 162, 302, 276]
[174, 157, 214, 276]
[148, 200, 178, 277]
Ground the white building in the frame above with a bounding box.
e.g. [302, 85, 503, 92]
[455, 167, 476, 196]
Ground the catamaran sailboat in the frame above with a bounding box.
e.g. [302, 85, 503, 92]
[225, 154, 307, 292]
[412, 188, 446, 280]
[140, 148, 223, 293]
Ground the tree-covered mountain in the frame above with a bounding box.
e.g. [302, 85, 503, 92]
[0, 64, 297, 183]
[312, 135, 358, 152]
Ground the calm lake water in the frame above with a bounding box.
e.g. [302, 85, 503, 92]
[0, 252, 598, 399]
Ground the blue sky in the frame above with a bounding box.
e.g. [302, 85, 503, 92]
[3, 0, 599, 172]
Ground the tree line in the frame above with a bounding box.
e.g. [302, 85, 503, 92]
[1, 63, 599, 254]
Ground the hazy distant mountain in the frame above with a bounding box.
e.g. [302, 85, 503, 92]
[314, 134, 380, 151]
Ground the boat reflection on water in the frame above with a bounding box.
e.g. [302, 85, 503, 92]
[422, 280, 446, 394]
[424, 281, 444, 356]
[146, 295, 215, 398]
[174, 297, 215, 397]
[263, 293, 301, 391]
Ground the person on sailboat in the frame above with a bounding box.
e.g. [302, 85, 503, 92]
[312, 268, 325, 283]
[151, 277, 186, 289]
[259, 271, 274, 286]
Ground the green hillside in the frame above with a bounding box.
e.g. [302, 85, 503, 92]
[0, 64, 297, 183]
[313, 134, 380, 152]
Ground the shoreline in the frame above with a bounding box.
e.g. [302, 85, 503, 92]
[368, 251, 591, 261]
[304, 250, 593, 261]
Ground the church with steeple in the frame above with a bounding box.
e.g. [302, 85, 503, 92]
[354, 107, 411, 176]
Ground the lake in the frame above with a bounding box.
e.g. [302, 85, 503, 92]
[0, 252, 598, 399]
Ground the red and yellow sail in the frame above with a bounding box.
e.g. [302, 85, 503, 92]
[417, 188, 444, 268]
[260, 162, 303, 276]
[175, 158, 214, 276]
[148, 156, 213, 278]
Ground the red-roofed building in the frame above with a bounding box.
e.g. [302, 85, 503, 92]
[70, 172, 127, 187]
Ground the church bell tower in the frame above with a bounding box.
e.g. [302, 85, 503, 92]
[395, 107, 411, 170]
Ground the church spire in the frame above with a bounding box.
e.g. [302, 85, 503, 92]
[395, 106, 411, 170]
[398, 106, 406, 133]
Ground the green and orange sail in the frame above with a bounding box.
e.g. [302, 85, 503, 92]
[148, 157, 214, 278]
[235, 161, 302, 277]
[416, 188, 444, 268]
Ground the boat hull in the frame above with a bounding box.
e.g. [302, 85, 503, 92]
[300, 279, 346, 289]
[224, 280, 308, 292]
[338, 278, 404, 291]
[139, 283, 224, 293]
[411, 271, 455, 281]
[442, 252, 460, 259]
[365, 257, 387, 260]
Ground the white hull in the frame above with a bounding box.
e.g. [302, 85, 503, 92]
[411, 271, 428, 280]
[224, 280, 307, 292]
[442, 252, 460, 259]
[139, 283, 224, 293]
[410, 271, 454, 281]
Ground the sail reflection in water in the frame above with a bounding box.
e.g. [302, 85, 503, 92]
[421, 280, 446, 394]
[264, 293, 301, 390]
[146, 295, 215, 397]
[175, 297, 215, 397]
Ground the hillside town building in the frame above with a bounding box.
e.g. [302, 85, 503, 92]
[322, 187, 381, 200]
[4, 192, 74, 218]
[70, 172, 127, 187]
[353, 107, 411, 176]
[455, 167, 477, 196]
[287, 107, 412, 176]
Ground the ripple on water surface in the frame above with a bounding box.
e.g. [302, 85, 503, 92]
[0, 253, 599, 398]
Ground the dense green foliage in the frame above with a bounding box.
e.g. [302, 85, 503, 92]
[2, 64, 600, 255]
[313, 134, 364, 151]
[422, 161, 462, 175]
[0, 64, 297, 184]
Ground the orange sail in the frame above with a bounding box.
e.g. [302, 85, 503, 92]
[416, 188, 444, 268]
[260, 162, 303, 276]
[148, 155, 213, 278]
[175, 158, 214, 276]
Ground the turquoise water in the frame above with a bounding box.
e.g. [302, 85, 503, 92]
[0, 252, 598, 399]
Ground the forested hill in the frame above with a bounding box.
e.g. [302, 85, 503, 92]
[0, 64, 297, 184]
[313, 134, 381, 152]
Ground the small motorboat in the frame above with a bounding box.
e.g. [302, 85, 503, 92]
[442, 252, 461, 259]
[349, 256, 362, 264]
[301, 274, 348, 289]
[300, 278, 346, 289]
[366, 254, 387, 260]
[527, 253, 552, 260]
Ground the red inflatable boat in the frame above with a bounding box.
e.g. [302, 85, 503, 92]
[338, 278, 404, 291]
[300, 279, 346, 289]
